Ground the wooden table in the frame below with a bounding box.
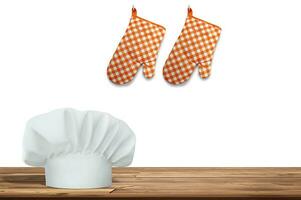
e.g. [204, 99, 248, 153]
[1, 167, 301, 199]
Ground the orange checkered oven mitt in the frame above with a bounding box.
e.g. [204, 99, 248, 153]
[163, 7, 221, 85]
[107, 7, 166, 85]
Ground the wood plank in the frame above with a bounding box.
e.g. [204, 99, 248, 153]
[1, 167, 301, 199]
[3, 167, 301, 177]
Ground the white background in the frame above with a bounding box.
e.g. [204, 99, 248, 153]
[0, 0, 301, 167]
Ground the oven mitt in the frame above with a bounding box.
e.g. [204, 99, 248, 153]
[107, 7, 166, 85]
[163, 7, 221, 85]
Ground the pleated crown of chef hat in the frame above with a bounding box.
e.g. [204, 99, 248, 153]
[23, 108, 136, 189]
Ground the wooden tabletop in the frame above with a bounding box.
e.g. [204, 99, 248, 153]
[1, 167, 301, 199]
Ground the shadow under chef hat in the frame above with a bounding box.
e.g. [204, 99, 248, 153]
[23, 108, 136, 189]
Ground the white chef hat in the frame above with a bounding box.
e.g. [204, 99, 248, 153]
[23, 108, 135, 189]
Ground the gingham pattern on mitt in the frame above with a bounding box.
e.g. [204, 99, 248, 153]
[107, 7, 166, 85]
[163, 8, 221, 85]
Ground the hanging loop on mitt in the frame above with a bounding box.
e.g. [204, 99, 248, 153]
[132, 6, 137, 17]
[188, 6, 193, 17]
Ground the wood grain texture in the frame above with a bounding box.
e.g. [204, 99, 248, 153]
[1, 167, 301, 199]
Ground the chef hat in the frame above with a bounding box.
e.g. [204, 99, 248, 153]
[23, 108, 135, 189]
